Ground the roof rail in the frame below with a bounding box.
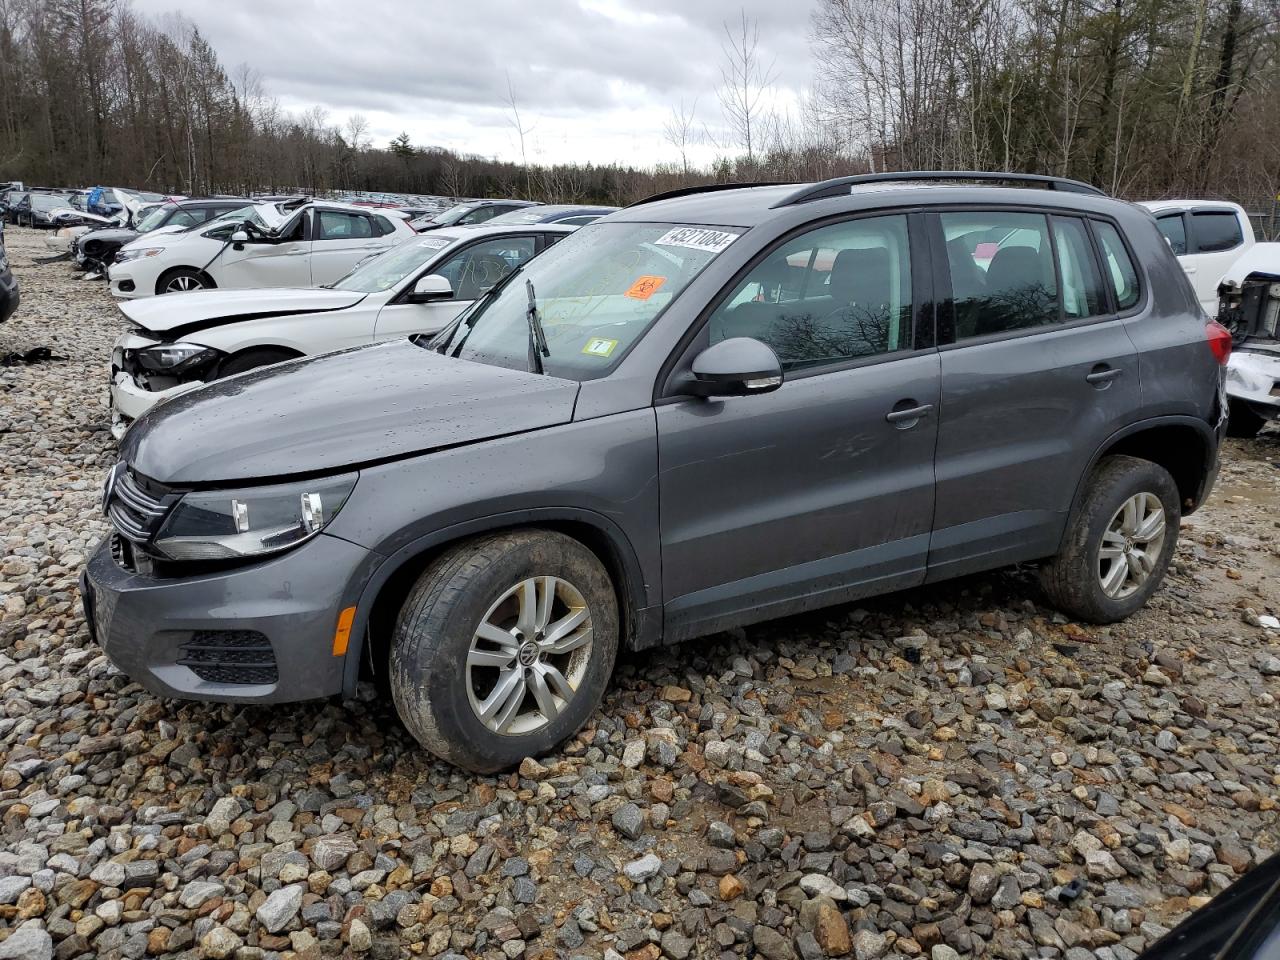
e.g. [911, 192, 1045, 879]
[626, 181, 791, 208]
[771, 171, 1105, 208]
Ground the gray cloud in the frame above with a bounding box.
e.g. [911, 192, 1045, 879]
[130, 0, 816, 164]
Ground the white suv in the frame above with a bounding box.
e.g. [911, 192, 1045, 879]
[108, 199, 415, 298]
[1140, 200, 1255, 314]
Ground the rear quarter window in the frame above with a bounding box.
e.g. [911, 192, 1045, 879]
[1091, 221, 1140, 311]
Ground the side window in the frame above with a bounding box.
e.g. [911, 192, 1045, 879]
[317, 211, 373, 240]
[1191, 212, 1243, 253]
[372, 216, 396, 236]
[558, 216, 597, 226]
[1156, 214, 1187, 256]
[1091, 221, 1140, 311]
[1052, 217, 1106, 319]
[707, 214, 912, 372]
[941, 211, 1058, 339]
[434, 236, 537, 300]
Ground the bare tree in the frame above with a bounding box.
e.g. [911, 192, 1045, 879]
[663, 97, 698, 176]
[717, 11, 777, 165]
[502, 71, 534, 197]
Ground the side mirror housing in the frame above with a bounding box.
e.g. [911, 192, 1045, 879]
[407, 273, 453, 303]
[230, 229, 249, 250]
[686, 337, 783, 397]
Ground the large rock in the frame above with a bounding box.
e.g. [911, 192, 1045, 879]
[256, 883, 305, 933]
[0, 926, 52, 960]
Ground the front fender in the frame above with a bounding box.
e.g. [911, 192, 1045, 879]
[338, 506, 660, 697]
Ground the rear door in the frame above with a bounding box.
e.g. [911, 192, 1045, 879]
[373, 233, 541, 341]
[1186, 209, 1249, 314]
[927, 209, 1141, 580]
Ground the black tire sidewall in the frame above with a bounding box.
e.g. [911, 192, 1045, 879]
[1076, 460, 1181, 620]
[219, 349, 299, 377]
[393, 532, 619, 772]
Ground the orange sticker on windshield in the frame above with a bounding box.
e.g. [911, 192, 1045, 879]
[625, 275, 666, 300]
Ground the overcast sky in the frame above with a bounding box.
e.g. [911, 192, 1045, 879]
[131, 0, 818, 168]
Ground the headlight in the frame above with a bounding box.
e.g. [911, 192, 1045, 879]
[154, 474, 357, 561]
[114, 247, 164, 263]
[133, 342, 221, 374]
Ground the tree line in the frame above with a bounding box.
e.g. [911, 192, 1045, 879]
[0, 0, 1276, 212]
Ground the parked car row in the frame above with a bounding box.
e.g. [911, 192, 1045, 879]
[78, 171, 1229, 775]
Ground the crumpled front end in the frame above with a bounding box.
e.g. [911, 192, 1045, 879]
[110, 329, 219, 439]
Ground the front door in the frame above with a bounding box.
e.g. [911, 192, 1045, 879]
[217, 212, 311, 288]
[927, 209, 1142, 579]
[656, 213, 939, 641]
[310, 210, 390, 287]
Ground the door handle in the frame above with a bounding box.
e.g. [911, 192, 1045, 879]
[1183, 266, 1197, 274]
[885, 402, 934, 424]
[1086, 365, 1124, 385]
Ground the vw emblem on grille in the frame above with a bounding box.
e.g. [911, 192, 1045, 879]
[101, 463, 124, 515]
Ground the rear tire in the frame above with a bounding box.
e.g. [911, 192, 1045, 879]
[390, 530, 619, 773]
[1040, 455, 1180, 624]
[1226, 399, 1267, 438]
[218, 348, 302, 378]
[155, 267, 211, 295]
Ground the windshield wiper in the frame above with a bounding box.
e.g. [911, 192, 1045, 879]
[525, 279, 550, 375]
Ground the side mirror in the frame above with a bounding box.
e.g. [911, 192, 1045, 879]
[231, 229, 249, 250]
[407, 274, 453, 303]
[686, 337, 783, 397]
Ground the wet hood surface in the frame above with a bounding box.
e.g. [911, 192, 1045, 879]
[118, 288, 367, 333]
[121, 339, 580, 484]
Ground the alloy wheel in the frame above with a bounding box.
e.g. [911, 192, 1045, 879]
[165, 275, 204, 293]
[1097, 492, 1166, 599]
[465, 576, 594, 735]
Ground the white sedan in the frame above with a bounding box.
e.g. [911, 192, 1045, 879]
[108, 222, 575, 437]
[107, 199, 416, 298]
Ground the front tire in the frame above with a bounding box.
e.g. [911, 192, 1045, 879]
[390, 530, 619, 773]
[1040, 455, 1180, 624]
[156, 267, 212, 295]
[218, 347, 302, 377]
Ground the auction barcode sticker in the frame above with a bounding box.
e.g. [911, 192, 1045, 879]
[654, 227, 739, 254]
[418, 237, 451, 249]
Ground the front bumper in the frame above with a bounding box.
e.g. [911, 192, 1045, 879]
[110, 371, 203, 439]
[108, 262, 145, 298]
[1226, 349, 1280, 420]
[81, 531, 381, 703]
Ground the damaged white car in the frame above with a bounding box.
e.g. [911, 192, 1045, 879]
[107, 198, 415, 298]
[108, 222, 573, 437]
[1217, 242, 1280, 436]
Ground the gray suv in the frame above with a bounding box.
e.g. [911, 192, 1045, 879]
[82, 172, 1230, 772]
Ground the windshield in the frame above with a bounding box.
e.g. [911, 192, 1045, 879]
[430, 203, 477, 226]
[435, 222, 741, 380]
[333, 234, 458, 292]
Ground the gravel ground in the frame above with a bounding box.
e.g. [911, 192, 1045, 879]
[1, 224, 1279, 960]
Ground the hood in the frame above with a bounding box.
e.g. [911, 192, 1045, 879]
[1220, 242, 1280, 287]
[121, 339, 580, 484]
[118, 287, 367, 334]
[78, 227, 139, 245]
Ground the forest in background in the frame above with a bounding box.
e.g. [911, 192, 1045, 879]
[0, 0, 1277, 210]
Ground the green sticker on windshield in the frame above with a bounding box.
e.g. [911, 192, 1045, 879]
[582, 337, 618, 358]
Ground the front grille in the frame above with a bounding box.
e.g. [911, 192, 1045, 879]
[106, 468, 178, 545]
[178, 631, 277, 685]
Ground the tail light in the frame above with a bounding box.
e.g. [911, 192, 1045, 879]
[1205, 320, 1232, 366]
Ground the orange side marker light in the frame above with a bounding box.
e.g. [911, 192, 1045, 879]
[333, 606, 356, 656]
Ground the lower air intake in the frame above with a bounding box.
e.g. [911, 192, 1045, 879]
[178, 630, 277, 685]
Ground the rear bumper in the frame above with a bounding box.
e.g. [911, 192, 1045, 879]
[81, 531, 382, 703]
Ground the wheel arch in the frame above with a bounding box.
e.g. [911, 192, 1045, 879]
[1064, 416, 1217, 547]
[341, 508, 658, 698]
